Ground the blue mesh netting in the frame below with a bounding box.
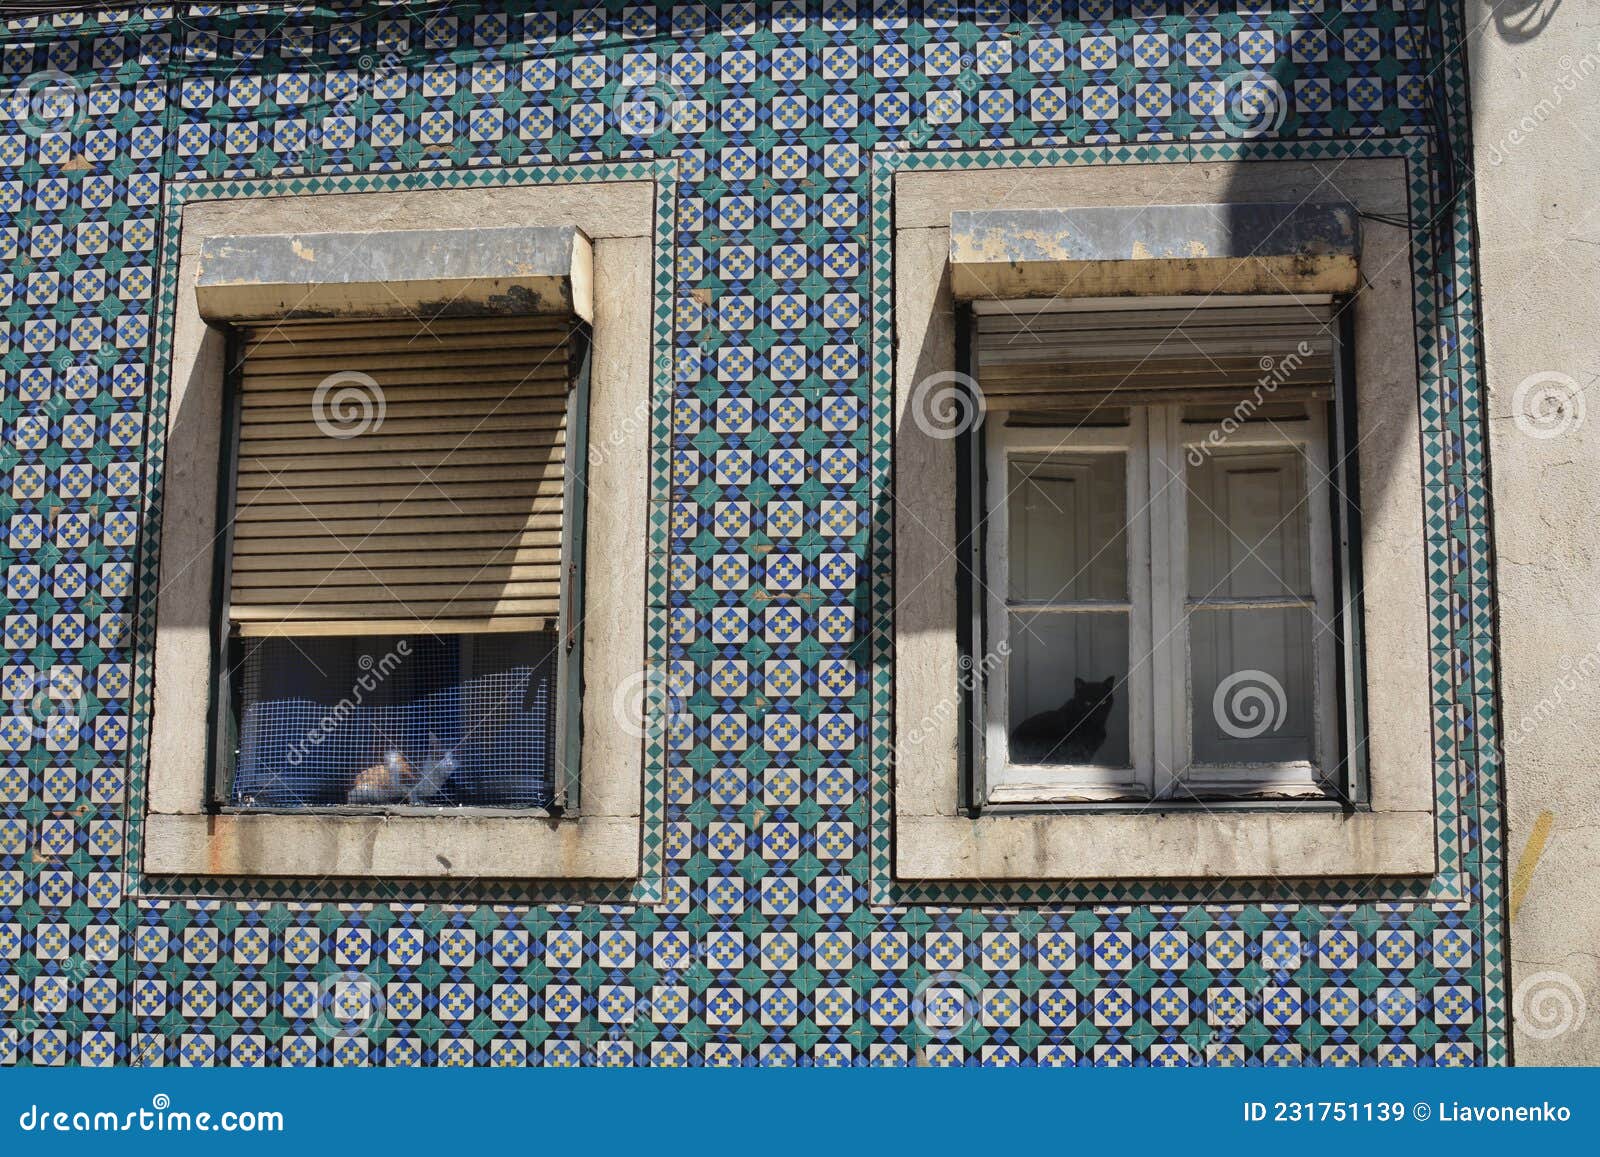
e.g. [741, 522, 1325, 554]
[229, 631, 559, 809]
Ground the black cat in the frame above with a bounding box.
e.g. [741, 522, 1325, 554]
[1009, 675, 1116, 764]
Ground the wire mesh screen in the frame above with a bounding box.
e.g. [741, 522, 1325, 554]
[227, 631, 560, 809]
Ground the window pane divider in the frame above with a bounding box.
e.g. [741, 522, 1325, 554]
[1007, 600, 1134, 614]
[1149, 403, 1183, 801]
[1179, 419, 1313, 449]
[1185, 595, 1315, 611]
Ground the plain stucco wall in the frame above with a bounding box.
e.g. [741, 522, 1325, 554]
[1469, 0, 1600, 1062]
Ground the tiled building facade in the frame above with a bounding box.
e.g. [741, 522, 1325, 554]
[0, 0, 1502, 1066]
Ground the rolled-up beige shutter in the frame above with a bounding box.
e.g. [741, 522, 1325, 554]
[975, 301, 1336, 408]
[225, 314, 577, 637]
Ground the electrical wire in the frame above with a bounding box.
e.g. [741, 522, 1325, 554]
[1356, 210, 1415, 231]
[0, 2, 361, 11]
[0, 2, 427, 21]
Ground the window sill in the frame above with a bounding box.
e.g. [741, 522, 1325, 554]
[986, 787, 1341, 809]
[217, 804, 564, 818]
[985, 768, 1340, 806]
[895, 810, 1434, 881]
[143, 811, 640, 879]
[987, 782, 1150, 806]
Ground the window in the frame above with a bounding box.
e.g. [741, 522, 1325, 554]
[215, 315, 585, 812]
[968, 299, 1359, 807]
[891, 162, 1434, 881]
[144, 182, 657, 879]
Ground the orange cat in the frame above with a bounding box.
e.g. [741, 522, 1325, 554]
[347, 749, 415, 805]
[346, 738, 458, 805]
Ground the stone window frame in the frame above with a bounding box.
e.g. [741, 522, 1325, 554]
[143, 179, 656, 879]
[892, 158, 1436, 881]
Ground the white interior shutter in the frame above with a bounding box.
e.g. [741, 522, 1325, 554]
[225, 314, 577, 636]
[975, 300, 1337, 409]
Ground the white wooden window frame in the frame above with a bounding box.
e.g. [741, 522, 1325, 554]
[983, 411, 1151, 804]
[1165, 404, 1340, 801]
[983, 403, 1341, 806]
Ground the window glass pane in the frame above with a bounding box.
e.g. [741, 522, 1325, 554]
[230, 631, 559, 809]
[1006, 611, 1130, 767]
[1007, 453, 1127, 602]
[1187, 450, 1309, 599]
[1190, 607, 1315, 765]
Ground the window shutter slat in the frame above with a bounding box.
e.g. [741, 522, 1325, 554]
[236, 431, 564, 456]
[975, 301, 1337, 408]
[231, 528, 561, 554]
[238, 446, 564, 474]
[227, 315, 575, 636]
[241, 398, 568, 422]
[237, 369, 571, 393]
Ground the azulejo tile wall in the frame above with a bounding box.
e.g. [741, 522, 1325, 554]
[0, 0, 1501, 1066]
